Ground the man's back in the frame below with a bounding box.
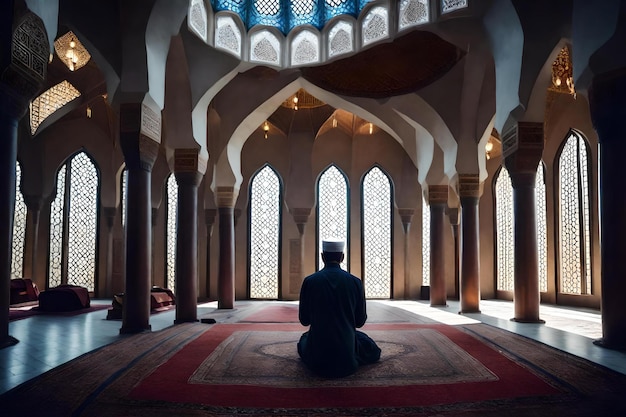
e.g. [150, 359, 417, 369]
[298, 263, 367, 377]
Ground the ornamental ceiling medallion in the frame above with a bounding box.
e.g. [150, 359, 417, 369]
[281, 88, 325, 110]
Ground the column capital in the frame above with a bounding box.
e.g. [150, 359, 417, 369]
[205, 208, 218, 226]
[458, 174, 483, 199]
[503, 122, 544, 188]
[22, 194, 43, 211]
[398, 208, 414, 234]
[446, 206, 460, 226]
[427, 185, 448, 205]
[119, 103, 161, 171]
[215, 186, 237, 208]
[290, 207, 311, 235]
[102, 207, 117, 228]
[173, 148, 205, 187]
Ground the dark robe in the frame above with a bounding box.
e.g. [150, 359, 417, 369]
[297, 263, 381, 377]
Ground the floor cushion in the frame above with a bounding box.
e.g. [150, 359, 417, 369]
[38, 285, 90, 312]
[10, 278, 40, 306]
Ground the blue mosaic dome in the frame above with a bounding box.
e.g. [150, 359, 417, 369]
[211, 0, 373, 34]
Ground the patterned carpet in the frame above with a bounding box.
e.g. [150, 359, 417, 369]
[1, 304, 626, 416]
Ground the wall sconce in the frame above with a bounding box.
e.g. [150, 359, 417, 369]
[369, 122, 373, 135]
[332, 115, 337, 128]
[263, 121, 270, 139]
[485, 140, 494, 160]
[292, 96, 299, 111]
[86, 106, 92, 118]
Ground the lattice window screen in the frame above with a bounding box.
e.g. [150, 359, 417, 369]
[362, 167, 392, 298]
[558, 132, 592, 295]
[166, 174, 178, 292]
[249, 166, 281, 299]
[422, 196, 430, 286]
[48, 165, 66, 288]
[495, 167, 514, 292]
[11, 161, 27, 279]
[317, 165, 348, 271]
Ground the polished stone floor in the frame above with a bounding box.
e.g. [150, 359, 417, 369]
[1, 298, 624, 395]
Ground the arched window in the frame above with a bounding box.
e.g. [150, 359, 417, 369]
[48, 152, 99, 292]
[494, 164, 549, 293]
[557, 131, 592, 295]
[317, 165, 348, 270]
[494, 167, 514, 292]
[12, 161, 27, 278]
[249, 165, 282, 299]
[165, 174, 178, 292]
[421, 196, 430, 286]
[362, 166, 392, 298]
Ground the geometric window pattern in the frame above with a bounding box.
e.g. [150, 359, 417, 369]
[495, 167, 514, 292]
[189, 0, 208, 41]
[422, 196, 430, 286]
[249, 165, 281, 299]
[362, 6, 389, 46]
[399, 0, 430, 30]
[290, 30, 320, 66]
[121, 169, 128, 227]
[441, 0, 467, 14]
[30, 80, 80, 135]
[494, 165, 549, 293]
[216, 15, 242, 57]
[250, 30, 281, 66]
[362, 167, 391, 298]
[11, 161, 27, 279]
[328, 20, 354, 58]
[166, 174, 178, 292]
[536, 163, 548, 293]
[558, 131, 592, 295]
[317, 165, 348, 271]
[48, 152, 99, 292]
[211, 0, 373, 34]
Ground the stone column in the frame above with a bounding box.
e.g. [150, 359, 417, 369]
[398, 208, 414, 300]
[428, 185, 448, 306]
[458, 175, 482, 313]
[204, 208, 217, 299]
[0, 11, 48, 348]
[503, 122, 545, 323]
[22, 195, 43, 283]
[589, 70, 626, 349]
[119, 103, 160, 334]
[216, 187, 236, 309]
[173, 149, 205, 323]
[448, 207, 460, 299]
[290, 208, 311, 295]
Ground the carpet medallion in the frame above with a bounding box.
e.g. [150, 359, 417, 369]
[189, 329, 497, 387]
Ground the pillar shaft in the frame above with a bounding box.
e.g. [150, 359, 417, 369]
[0, 96, 19, 348]
[504, 122, 544, 323]
[428, 185, 448, 306]
[118, 103, 160, 334]
[217, 205, 235, 309]
[459, 175, 482, 313]
[398, 208, 414, 300]
[589, 70, 626, 349]
[173, 149, 204, 323]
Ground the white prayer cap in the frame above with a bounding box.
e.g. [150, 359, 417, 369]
[322, 238, 345, 253]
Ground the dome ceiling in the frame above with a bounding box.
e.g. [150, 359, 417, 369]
[301, 30, 464, 99]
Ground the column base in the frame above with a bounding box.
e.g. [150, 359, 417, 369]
[459, 309, 481, 314]
[511, 317, 545, 324]
[174, 318, 199, 324]
[430, 303, 448, 308]
[119, 325, 152, 335]
[593, 337, 626, 351]
[0, 335, 19, 350]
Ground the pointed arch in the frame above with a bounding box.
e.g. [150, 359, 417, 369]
[317, 164, 349, 271]
[248, 164, 283, 299]
[556, 130, 592, 295]
[361, 165, 393, 298]
[48, 151, 100, 292]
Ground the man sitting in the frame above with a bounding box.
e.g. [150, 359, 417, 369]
[297, 238, 381, 378]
